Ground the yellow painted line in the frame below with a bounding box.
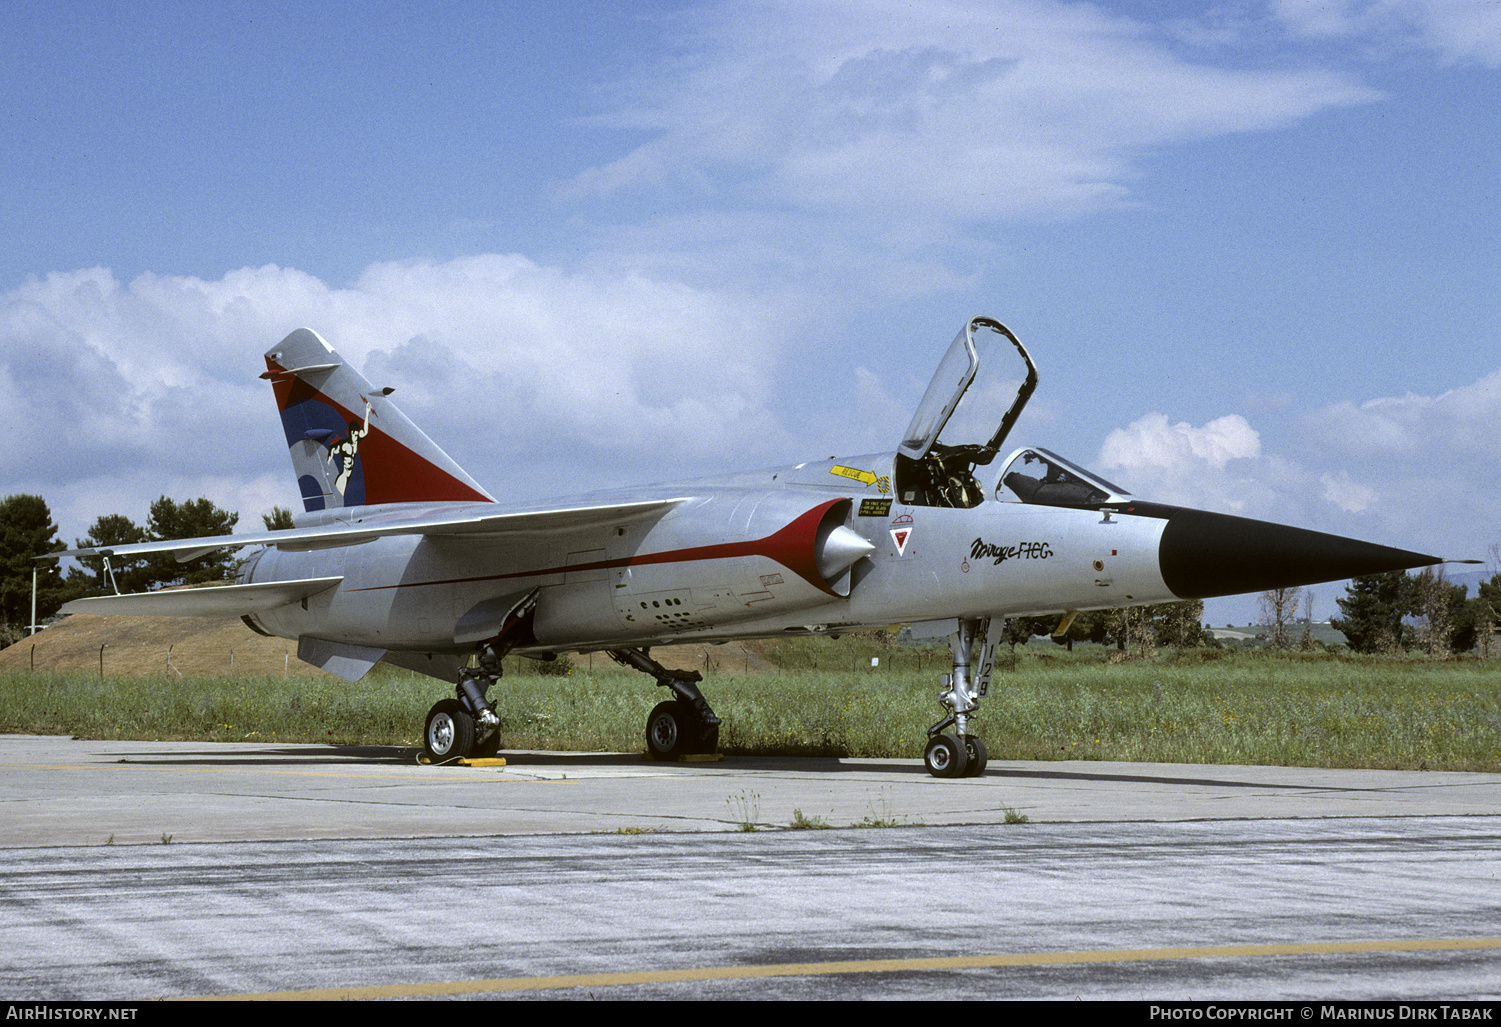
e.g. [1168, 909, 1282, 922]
[186, 937, 1501, 1001]
[2, 763, 510, 783]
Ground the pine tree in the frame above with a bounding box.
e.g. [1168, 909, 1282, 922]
[144, 496, 240, 587]
[1332, 571, 1415, 653]
[66, 513, 152, 596]
[0, 495, 72, 640]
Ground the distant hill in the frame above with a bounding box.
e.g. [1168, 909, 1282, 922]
[1212, 623, 1349, 646]
[1445, 568, 1496, 597]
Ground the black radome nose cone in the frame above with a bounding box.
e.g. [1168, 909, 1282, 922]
[1157, 507, 1440, 600]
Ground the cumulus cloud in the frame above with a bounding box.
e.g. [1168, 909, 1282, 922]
[1100, 412, 1261, 469]
[1295, 369, 1501, 547]
[343, 255, 793, 466]
[1304, 369, 1501, 459]
[1321, 470, 1379, 513]
[10, 255, 1494, 570]
[1094, 412, 1267, 512]
[561, 0, 1379, 230]
[0, 258, 794, 542]
[1093, 364, 1501, 562]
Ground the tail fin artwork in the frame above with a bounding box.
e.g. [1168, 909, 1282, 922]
[261, 329, 494, 512]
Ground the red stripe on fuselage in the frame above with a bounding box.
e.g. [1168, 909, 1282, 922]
[344, 500, 845, 598]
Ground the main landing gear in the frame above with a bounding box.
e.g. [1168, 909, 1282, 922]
[609, 648, 722, 760]
[922, 617, 995, 779]
[423, 645, 506, 763]
[422, 590, 538, 764]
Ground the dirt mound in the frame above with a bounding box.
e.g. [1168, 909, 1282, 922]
[3, 615, 783, 680]
[0, 612, 335, 680]
[567, 642, 780, 677]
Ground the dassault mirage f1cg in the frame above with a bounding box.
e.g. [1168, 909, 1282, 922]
[55, 318, 1441, 776]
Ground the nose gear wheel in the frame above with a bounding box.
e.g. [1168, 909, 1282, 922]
[922, 617, 994, 779]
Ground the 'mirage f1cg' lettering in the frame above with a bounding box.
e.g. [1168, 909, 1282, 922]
[46, 317, 1459, 777]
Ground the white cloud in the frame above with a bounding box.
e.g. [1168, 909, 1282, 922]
[1099, 412, 1261, 470]
[1304, 368, 1501, 459]
[10, 256, 1494, 573]
[1095, 412, 1265, 511]
[1295, 368, 1501, 549]
[1320, 470, 1379, 513]
[561, 0, 1379, 228]
[0, 258, 794, 543]
[345, 256, 794, 472]
[1269, 0, 1361, 39]
[1092, 366, 1501, 565]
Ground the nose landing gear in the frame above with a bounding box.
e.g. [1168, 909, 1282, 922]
[923, 617, 995, 779]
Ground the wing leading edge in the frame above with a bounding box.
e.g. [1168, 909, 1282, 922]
[46, 498, 688, 564]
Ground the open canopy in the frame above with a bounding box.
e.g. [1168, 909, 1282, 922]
[894, 317, 1040, 508]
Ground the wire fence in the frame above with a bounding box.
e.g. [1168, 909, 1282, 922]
[7, 640, 953, 681]
[6, 640, 316, 680]
[570, 645, 944, 678]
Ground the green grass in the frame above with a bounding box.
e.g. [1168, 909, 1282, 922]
[788, 808, 833, 829]
[1, 646, 1498, 771]
[726, 789, 760, 831]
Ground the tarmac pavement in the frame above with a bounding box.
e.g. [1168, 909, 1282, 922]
[4, 735, 1500, 1001]
[2, 733, 1499, 845]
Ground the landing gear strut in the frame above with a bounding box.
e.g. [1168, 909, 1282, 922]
[422, 589, 538, 764]
[924, 617, 994, 779]
[423, 644, 506, 763]
[609, 648, 721, 760]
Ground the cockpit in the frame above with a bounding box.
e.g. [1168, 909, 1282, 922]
[994, 447, 1131, 507]
[892, 317, 1130, 510]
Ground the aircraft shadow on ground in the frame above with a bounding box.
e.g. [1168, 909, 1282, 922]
[93, 746, 1341, 790]
[97, 745, 431, 767]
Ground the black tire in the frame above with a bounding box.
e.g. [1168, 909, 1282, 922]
[471, 725, 501, 759]
[696, 720, 720, 756]
[962, 736, 989, 777]
[645, 701, 692, 760]
[424, 698, 475, 763]
[923, 734, 969, 779]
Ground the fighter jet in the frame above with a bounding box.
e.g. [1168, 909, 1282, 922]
[53, 317, 1441, 777]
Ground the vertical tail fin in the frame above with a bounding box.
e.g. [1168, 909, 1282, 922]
[262, 329, 494, 512]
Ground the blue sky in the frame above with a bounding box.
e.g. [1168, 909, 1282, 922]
[4, 0, 1498, 623]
